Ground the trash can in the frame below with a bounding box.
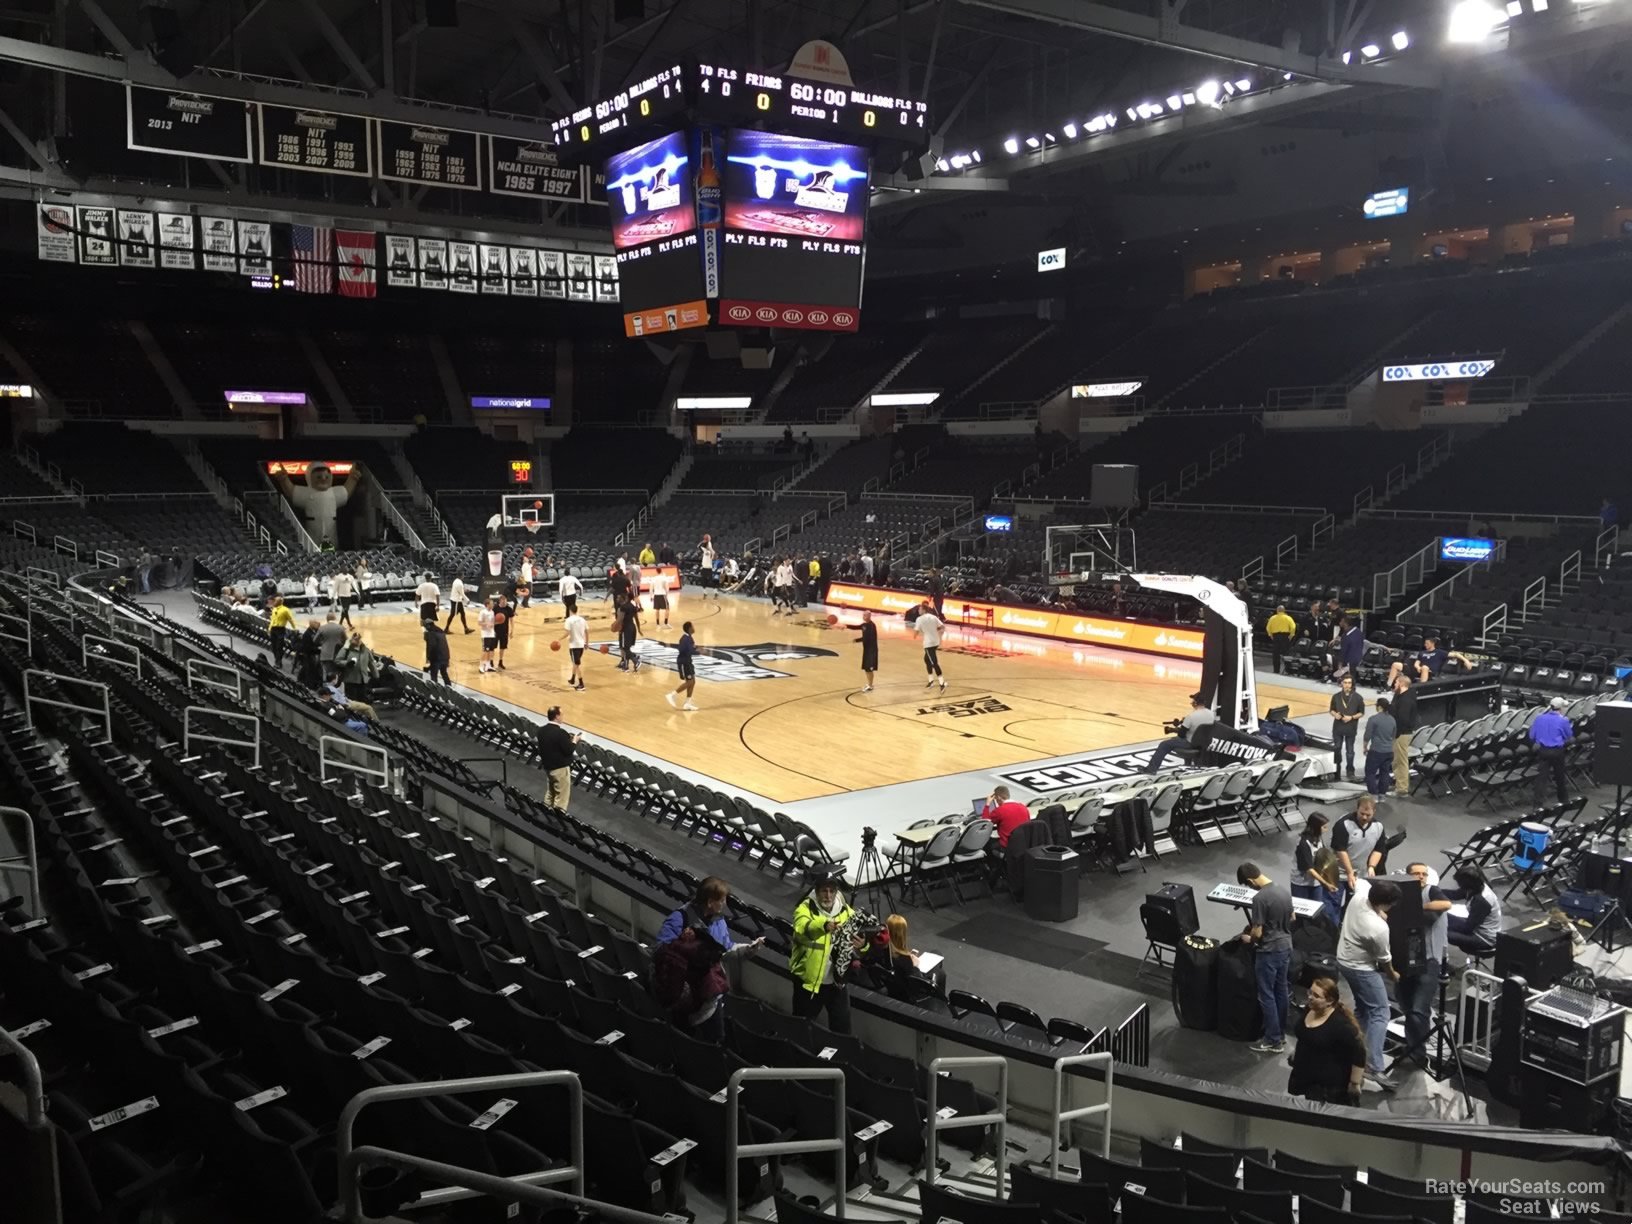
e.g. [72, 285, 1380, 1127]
[1023, 845, 1080, 922]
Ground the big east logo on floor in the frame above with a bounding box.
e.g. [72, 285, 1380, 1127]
[593, 638, 838, 681]
[998, 750, 1155, 793]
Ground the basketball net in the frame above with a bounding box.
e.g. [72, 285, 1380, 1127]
[523, 521, 542, 536]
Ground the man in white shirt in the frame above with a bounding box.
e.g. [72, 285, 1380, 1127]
[331, 570, 355, 626]
[860, 551, 874, 581]
[914, 601, 946, 689]
[699, 535, 716, 575]
[1337, 878, 1402, 1091]
[519, 552, 534, 609]
[415, 574, 440, 623]
[477, 601, 497, 673]
[558, 570, 583, 617]
[561, 611, 589, 690]
[444, 575, 471, 633]
[304, 573, 319, 611]
[648, 568, 672, 627]
[772, 560, 794, 614]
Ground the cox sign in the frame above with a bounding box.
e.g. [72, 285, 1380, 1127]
[1037, 247, 1066, 272]
[1383, 360, 1496, 382]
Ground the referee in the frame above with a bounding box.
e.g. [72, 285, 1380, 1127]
[666, 621, 699, 711]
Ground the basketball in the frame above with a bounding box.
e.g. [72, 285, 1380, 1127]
[550, 640, 561, 651]
[827, 613, 839, 625]
[533, 499, 543, 509]
[494, 612, 507, 626]
[599, 643, 610, 654]
[523, 546, 534, 557]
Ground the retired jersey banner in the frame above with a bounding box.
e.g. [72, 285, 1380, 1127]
[539, 250, 566, 299]
[510, 247, 538, 297]
[448, 241, 478, 293]
[37, 203, 76, 263]
[236, 219, 271, 274]
[117, 210, 155, 267]
[479, 244, 509, 294]
[594, 254, 619, 302]
[157, 213, 195, 268]
[417, 238, 448, 289]
[384, 234, 416, 287]
[201, 216, 236, 271]
[566, 253, 593, 302]
[77, 206, 116, 265]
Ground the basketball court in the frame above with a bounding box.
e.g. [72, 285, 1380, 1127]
[356, 589, 1327, 804]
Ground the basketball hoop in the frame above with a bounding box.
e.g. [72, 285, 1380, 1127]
[523, 521, 542, 535]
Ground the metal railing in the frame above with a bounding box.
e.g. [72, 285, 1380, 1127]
[726, 1066, 846, 1223]
[184, 706, 262, 768]
[1560, 548, 1583, 594]
[1370, 538, 1439, 613]
[924, 1056, 1008, 1194]
[0, 1022, 46, 1128]
[0, 806, 41, 916]
[1049, 1052, 1114, 1177]
[1311, 513, 1335, 549]
[1397, 537, 1506, 619]
[1596, 524, 1620, 568]
[336, 1071, 597, 1220]
[1264, 383, 1347, 411]
[1480, 601, 1509, 647]
[1274, 533, 1299, 571]
[1520, 575, 1547, 623]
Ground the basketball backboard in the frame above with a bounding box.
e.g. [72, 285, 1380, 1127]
[499, 492, 556, 530]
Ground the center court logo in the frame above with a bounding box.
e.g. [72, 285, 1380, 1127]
[591, 638, 838, 681]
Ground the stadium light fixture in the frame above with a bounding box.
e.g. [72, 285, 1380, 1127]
[1448, 0, 1505, 40]
[1166, 94, 1183, 109]
[1235, 77, 1252, 91]
[1024, 135, 1040, 148]
[1062, 122, 1078, 138]
[676, 396, 752, 410]
[1044, 132, 1056, 142]
[1125, 107, 1138, 121]
[1533, 0, 1547, 8]
[1505, 0, 1522, 14]
[1360, 43, 1381, 57]
[1195, 79, 1221, 106]
[1222, 81, 1236, 96]
[1392, 29, 1411, 49]
[1341, 50, 1352, 63]
[972, 149, 982, 162]
[1003, 137, 1019, 154]
[936, 158, 950, 172]
[870, 392, 941, 407]
[1182, 92, 1196, 105]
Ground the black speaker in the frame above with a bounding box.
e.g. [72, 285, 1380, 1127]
[1594, 699, 1632, 786]
[425, 0, 460, 27]
[1173, 936, 1219, 1031]
[1576, 850, 1632, 909]
[1495, 921, 1574, 990]
[1214, 939, 1263, 1042]
[1146, 883, 1199, 938]
[1377, 875, 1425, 975]
[1519, 1064, 1617, 1131]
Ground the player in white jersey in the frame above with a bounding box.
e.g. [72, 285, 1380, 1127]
[914, 601, 946, 689]
[414, 574, 440, 623]
[331, 570, 355, 625]
[560, 611, 589, 690]
[445, 576, 471, 633]
[558, 570, 583, 617]
[648, 569, 672, 627]
[477, 602, 497, 672]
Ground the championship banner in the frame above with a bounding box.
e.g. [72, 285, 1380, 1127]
[510, 247, 538, 297]
[117, 210, 155, 267]
[448, 241, 478, 293]
[125, 85, 253, 163]
[822, 583, 1208, 661]
[418, 238, 448, 289]
[384, 234, 416, 287]
[594, 254, 619, 302]
[36, 203, 76, 263]
[566, 252, 593, 302]
[236, 219, 272, 274]
[257, 104, 371, 177]
[76, 205, 116, 266]
[479, 244, 509, 294]
[376, 119, 480, 190]
[201, 216, 237, 271]
[157, 213, 195, 269]
[539, 250, 566, 299]
[487, 137, 583, 200]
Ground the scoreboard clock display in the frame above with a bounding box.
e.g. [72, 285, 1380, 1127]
[258, 104, 372, 177]
[376, 119, 481, 190]
[125, 85, 253, 162]
[551, 64, 688, 149]
[699, 64, 927, 141]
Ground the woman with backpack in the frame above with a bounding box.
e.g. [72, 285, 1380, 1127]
[652, 878, 764, 1041]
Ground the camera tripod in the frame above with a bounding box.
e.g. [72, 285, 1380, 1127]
[852, 832, 897, 916]
[1384, 959, 1475, 1119]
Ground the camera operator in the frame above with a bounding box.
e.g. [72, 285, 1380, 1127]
[1142, 693, 1217, 773]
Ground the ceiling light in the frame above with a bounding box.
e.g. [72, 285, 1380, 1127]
[1182, 92, 1196, 105]
[1361, 43, 1381, 57]
[1195, 80, 1220, 106]
[1391, 29, 1410, 49]
[1532, 0, 1547, 8]
[1506, 0, 1522, 14]
[1283, 71, 1294, 80]
[1126, 107, 1138, 121]
[1086, 117, 1105, 133]
[1235, 77, 1252, 91]
[1024, 135, 1040, 148]
[935, 158, 949, 172]
[1062, 122, 1078, 138]
[1341, 50, 1352, 63]
[1104, 113, 1117, 127]
[1167, 95, 1182, 109]
[971, 149, 981, 162]
[1222, 81, 1236, 96]
[1448, 0, 1505, 38]
[1003, 137, 1019, 154]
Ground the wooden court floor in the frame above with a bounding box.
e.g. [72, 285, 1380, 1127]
[352, 594, 1325, 804]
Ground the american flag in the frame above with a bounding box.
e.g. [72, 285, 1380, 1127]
[291, 224, 334, 294]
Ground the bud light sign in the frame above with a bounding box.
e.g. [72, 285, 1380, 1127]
[1440, 536, 1495, 563]
[984, 514, 1014, 533]
[1383, 360, 1496, 382]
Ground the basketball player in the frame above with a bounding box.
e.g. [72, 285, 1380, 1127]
[649, 566, 672, 628]
[559, 568, 583, 618]
[477, 598, 498, 673]
[492, 593, 512, 670]
[617, 597, 642, 672]
[771, 557, 794, 614]
[519, 551, 534, 610]
[561, 608, 589, 690]
[445, 574, 471, 633]
[698, 534, 716, 575]
[331, 568, 355, 626]
[855, 609, 878, 692]
[914, 601, 946, 689]
[608, 564, 631, 610]
[665, 621, 698, 710]
[415, 572, 440, 623]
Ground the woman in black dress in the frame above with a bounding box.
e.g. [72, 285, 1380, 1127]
[855, 609, 879, 693]
[1288, 976, 1368, 1104]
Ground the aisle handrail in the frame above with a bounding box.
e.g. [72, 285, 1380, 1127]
[926, 1055, 1009, 1194]
[1050, 1052, 1114, 1177]
[726, 1066, 846, 1222]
